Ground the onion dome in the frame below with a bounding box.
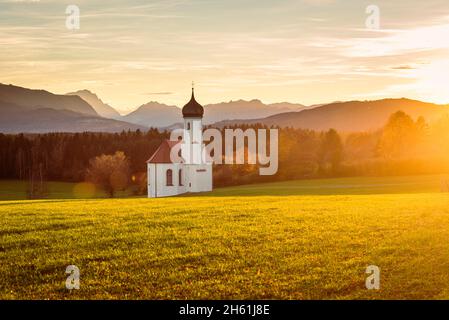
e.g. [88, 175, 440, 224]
[182, 88, 204, 118]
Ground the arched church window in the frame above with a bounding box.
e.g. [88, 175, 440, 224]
[179, 169, 183, 186]
[166, 169, 173, 186]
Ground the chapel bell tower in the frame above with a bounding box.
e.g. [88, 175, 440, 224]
[181, 84, 204, 164]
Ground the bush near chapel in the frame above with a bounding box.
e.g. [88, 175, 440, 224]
[86, 151, 130, 197]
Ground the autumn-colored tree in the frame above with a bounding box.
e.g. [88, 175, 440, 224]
[318, 129, 343, 174]
[86, 151, 130, 197]
[378, 111, 421, 159]
[345, 131, 380, 161]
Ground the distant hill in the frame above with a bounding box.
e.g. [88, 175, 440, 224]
[67, 89, 121, 119]
[123, 99, 307, 127]
[0, 83, 97, 116]
[0, 84, 146, 133]
[3, 83, 448, 133]
[0, 100, 146, 133]
[123, 102, 182, 128]
[214, 98, 449, 131]
[202, 99, 307, 124]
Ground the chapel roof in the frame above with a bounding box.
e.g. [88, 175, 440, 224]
[146, 140, 183, 164]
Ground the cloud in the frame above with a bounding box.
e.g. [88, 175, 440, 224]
[301, 0, 336, 5]
[0, 0, 40, 2]
[338, 23, 449, 58]
[2, 0, 449, 107]
[391, 65, 415, 70]
[145, 92, 174, 95]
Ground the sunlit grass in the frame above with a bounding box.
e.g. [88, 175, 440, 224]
[1, 175, 449, 299]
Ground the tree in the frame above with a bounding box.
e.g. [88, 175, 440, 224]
[26, 162, 48, 199]
[378, 111, 419, 159]
[86, 151, 130, 197]
[318, 129, 343, 174]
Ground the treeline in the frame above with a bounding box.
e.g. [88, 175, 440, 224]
[1, 110, 449, 191]
[213, 111, 449, 186]
[0, 129, 167, 182]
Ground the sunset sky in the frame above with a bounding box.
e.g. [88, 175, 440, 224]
[1, 0, 449, 114]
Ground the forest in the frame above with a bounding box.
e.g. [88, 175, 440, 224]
[1, 110, 449, 195]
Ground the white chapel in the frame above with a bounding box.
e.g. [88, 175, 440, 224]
[146, 88, 213, 198]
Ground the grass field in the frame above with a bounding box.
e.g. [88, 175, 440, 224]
[1, 175, 449, 299]
[0, 180, 129, 200]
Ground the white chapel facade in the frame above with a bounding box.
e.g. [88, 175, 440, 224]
[146, 88, 213, 198]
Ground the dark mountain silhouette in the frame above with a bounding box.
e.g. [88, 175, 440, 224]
[67, 89, 121, 119]
[123, 102, 182, 128]
[202, 99, 307, 124]
[123, 99, 308, 127]
[0, 100, 146, 133]
[214, 98, 449, 131]
[2, 83, 448, 133]
[0, 84, 145, 133]
[0, 83, 97, 116]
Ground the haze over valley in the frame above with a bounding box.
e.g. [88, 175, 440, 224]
[1, 83, 448, 133]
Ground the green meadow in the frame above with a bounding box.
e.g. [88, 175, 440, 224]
[1, 175, 449, 299]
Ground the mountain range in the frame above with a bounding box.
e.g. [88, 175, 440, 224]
[122, 102, 182, 128]
[67, 89, 121, 119]
[1, 83, 448, 133]
[120, 98, 308, 128]
[0, 83, 97, 116]
[215, 98, 449, 132]
[0, 84, 145, 133]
